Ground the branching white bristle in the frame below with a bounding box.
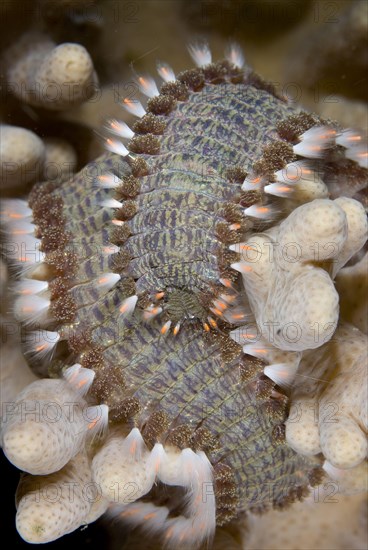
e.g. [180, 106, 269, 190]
[122, 98, 146, 118]
[85, 405, 109, 438]
[13, 295, 51, 324]
[160, 320, 172, 335]
[143, 305, 163, 320]
[25, 330, 60, 359]
[293, 126, 337, 158]
[63, 364, 95, 396]
[7, 220, 35, 236]
[188, 42, 212, 67]
[241, 174, 263, 191]
[336, 129, 364, 148]
[225, 43, 245, 68]
[345, 146, 368, 169]
[123, 427, 146, 460]
[105, 119, 134, 139]
[274, 161, 316, 184]
[230, 326, 259, 346]
[96, 272, 121, 291]
[137, 75, 159, 98]
[4, 232, 45, 269]
[101, 198, 123, 209]
[102, 244, 120, 255]
[96, 172, 122, 189]
[119, 295, 138, 317]
[0, 200, 32, 223]
[243, 343, 270, 359]
[230, 261, 253, 274]
[156, 61, 176, 82]
[15, 278, 48, 295]
[264, 183, 293, 198]
[264, 362, 298, 388]
[243, 204, 273, 219]
[105, 138, 129, 157]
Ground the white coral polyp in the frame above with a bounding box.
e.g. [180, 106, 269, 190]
[238, 198, 367, 352]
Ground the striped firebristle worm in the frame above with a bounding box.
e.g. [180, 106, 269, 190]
[1, 42, 367, 548]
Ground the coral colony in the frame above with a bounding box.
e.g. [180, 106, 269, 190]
[1, 41, 367, 548]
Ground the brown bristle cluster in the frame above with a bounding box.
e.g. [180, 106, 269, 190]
[213, 463, 239, 526]
[110, 224, 131, 245]
[239, 189, 262, 208]
[128, 134, 161, 155]
[40, 226, 71, 252]
[239, 356, 267, 382]
[146, 95, 176, 115]
[225, 166, 248, 183]
[116, 175, 140, 199]
[115, 200, 137, 220]
[132, 113, 167, 135]
[109, 396, 141, 422]
[177, 68, 206, 91]
[166, 424, 193, 449]
[129, 156, 150, 177]
[191, 426, 218, 452]
[141, 411, 170, 446]
[272, 423, 286, 445]
[160, 81, 189, 101]
[110, 249, 131, 272]
[215, 221, 241, 244]
[253, 141, 296, 178]
[277, 112, 323, 142]
[46, 249, 78, 275]
[49, 294, 76, 323]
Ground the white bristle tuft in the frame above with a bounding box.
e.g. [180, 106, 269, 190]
[119, 295, 138, 317]
[96, 272, 121, 291]
[111, 219, 125, 226]
[274, 161, 316, 184]
[122, 98, 146, 118]
[336, 129, 364, 148]
[3, 234, 45, 267]
[0, 200, 32, 223]
[243, 204, 273, 219]
[293, 126, 336, 158]
[13, 295, 50, 323]
[229, 242, 257, 253]
[105, 138, 129, 157]
[157, 61, 176, 82]
[230, 326, 259, 345]
[143, 305, 163, 321]
[223, 305, 250, 324]
[137, 75, 159, 98]
[105, 119, 134, 139]
[102, 244, 120, 256]
[231, 262, 253, 274]
[7, 221, 35, 236]
[241, 174, 263, 191]
[264, 362, 298, 387]
[63, 364, 95, 396]
[101, 198, 123, 209]
[226, 43, 245, 68]
[110, 502, 169, 533]
[25, 330, 60, 359]
[264, 183, 293, 198]
[188, 42, 212, 67]
[124, 427, 146, 458]
[86, 404, 109, 438]
[160, 320, 172, 335]
[345, 146, 368, 168]
[15, 279, 48, 295]
[96, 172, 122, 189]
[243, 343, 269, 359]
